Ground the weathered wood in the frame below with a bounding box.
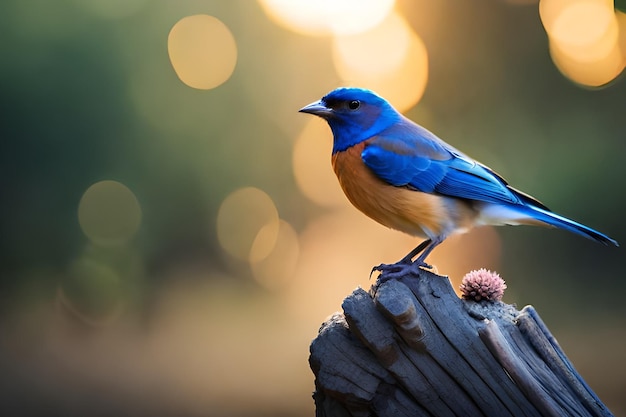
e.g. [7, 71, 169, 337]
[310, 269, 614, 417]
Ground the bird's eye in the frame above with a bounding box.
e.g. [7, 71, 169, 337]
[348, 100, 360, 110]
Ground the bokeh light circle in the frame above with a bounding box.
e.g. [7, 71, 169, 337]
[78, 180, 142, 246]
[257, 0, 395, 36]
[540, 0, 614, 39]
[216, 187, 280, 262]
[540, 0, 625, 86]
[549, 39, 624, 87]
[544, 0, 617, 60]
[332, 12, 429, 112]
[333, 12, 410, 78]
[168, 14, 238, 90]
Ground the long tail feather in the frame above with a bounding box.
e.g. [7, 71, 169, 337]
[519, 205, 618, 246]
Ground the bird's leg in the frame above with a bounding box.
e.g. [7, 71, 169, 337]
[399, 239, 432, 264]
[410, 236, 444, 270]
[371, 239, 431, 280]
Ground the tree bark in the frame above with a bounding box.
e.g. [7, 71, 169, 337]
[309, 269, 613, 417]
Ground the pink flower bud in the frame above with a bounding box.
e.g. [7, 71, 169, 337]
[460, 268, 506, 302]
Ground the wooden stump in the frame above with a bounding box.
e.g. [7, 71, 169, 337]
[309, 269, 614, 417]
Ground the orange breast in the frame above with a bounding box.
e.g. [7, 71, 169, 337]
[331, 141, 470, 239]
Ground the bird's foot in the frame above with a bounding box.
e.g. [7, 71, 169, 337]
[370, 262, 407, 280]
[371, 260, 432, 283]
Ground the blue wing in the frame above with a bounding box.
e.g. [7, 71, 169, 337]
[361, 118, 523, 206]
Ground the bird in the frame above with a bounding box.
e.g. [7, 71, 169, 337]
[299, 87, 618, 278]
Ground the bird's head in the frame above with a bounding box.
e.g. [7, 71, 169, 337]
[299, 87, 401, 153]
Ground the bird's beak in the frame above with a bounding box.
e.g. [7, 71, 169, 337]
[299, 100, 331, 116]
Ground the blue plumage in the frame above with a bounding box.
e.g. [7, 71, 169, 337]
[363, 139, 522, 205]
[300, 87, 618, 273]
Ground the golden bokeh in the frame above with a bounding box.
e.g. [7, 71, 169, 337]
[168, 14, 237, 90]
[257, 0, 395, 36]
[332, 11, 429, 112]
[332, 12, 410, 79]
[540, 0, 625, 86]
[216, 187, 280, 262]
[78, 180, 142, 246]
[546, 0, 617, 61]
[550, 38, 624, 87]
[250, 220, 300, 291]
[540, 0, 611, 36]
[292, 118, 348, 208]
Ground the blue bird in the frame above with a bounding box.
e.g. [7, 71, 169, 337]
[299, 87, 618, 277]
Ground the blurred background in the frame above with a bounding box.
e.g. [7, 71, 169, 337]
[1, 0, 625, 415]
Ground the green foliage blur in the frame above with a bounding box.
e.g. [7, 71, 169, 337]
[1, 0, 625, 416]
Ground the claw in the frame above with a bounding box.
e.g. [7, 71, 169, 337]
[372, 262, 412, 282]
[371, 260, 432, 282]
[370, 238, 439, 282]
[371, 262, 405, 277]
[417, 261, 433, 270]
